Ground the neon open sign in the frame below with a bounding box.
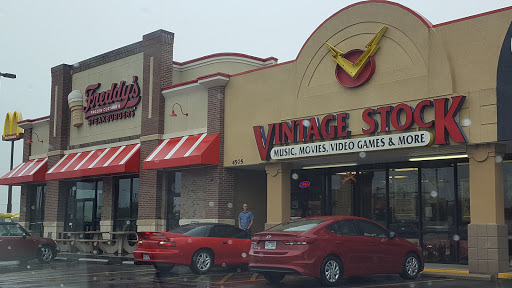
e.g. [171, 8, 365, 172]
[299, 181, 311, 188]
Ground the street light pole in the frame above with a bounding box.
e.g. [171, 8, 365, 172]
[1, 72, 17, 213]
[7, 141, 14, 213]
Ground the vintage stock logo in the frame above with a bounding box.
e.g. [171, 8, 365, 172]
[83, 76, 141, 125]
[3, 111, 24, 141]
[325, 26, 387, 88]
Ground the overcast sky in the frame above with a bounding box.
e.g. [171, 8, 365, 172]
[0, 0, 511, 213]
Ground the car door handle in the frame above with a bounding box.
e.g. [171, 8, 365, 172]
[221, 242, 228, 244]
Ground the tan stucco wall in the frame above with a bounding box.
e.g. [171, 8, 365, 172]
[163, 85, 207, 136]
[234, 170, 267, 233]
[70, 53, 143, 146]
[30, 122, 49, 158]
[223, 2, 510, 168]
[173, 59, 272, 84]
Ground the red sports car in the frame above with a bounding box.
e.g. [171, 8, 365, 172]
[0, 221, 58, 265]
[249, 216, 423, 286]
[133, 223, 252, 274]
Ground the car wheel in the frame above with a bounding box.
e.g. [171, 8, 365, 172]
[400, 253, 420, 280]
[37, 245, 54, 264]
[190, 249, 213, 274]
[262, 272, 285, 284]
[320, 256, 343, 287]
[153, 263, 175, 273]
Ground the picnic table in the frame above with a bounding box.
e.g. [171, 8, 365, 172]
[56, 231, 137, 254]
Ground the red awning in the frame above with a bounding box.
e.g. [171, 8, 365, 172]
[143, 134, 219, 170]
[0, 158, 48, 185]
[46, 144, 140, 180]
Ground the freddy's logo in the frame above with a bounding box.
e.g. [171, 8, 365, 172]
[83, 76, 141, 119]
[325, 26, 387, 88]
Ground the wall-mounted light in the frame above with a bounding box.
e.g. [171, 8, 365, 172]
[27, 132, 43, 144]
[170, 103, 188, 117]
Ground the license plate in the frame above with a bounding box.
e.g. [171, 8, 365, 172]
[143, 254, 150, 260]
[265, 241, 276, 249]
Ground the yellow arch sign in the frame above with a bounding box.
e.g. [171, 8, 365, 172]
[3, 111, 24, 141]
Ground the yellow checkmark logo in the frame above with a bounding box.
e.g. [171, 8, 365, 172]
[326, 26, 388, 79]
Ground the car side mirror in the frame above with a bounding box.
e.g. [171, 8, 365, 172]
[389, 231, 396, 239]
[22, 234, 27, 240]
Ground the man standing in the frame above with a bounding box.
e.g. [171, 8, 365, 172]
[238, 203, 254, 234]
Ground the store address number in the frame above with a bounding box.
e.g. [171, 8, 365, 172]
[232, 159, 244, 165]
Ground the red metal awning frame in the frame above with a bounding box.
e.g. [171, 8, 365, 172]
[0, 158, 47, 186]
[143, 134, 219, 170]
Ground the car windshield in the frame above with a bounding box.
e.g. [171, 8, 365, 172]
[0, 223, 29, 236]
[169, 224, 206, 237]
[267, 219, 325, 232]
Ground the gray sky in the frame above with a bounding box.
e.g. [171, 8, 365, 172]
[1, 0, 511, 213]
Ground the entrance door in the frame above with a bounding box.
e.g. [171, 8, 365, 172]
[75, 199, 96, 232]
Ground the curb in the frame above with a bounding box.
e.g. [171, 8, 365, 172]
[421, 271, 493, 281]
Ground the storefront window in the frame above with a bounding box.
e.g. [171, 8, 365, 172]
[388, 168, 419, 240]
[457, 162, 470, 263]
[330, 172, 354, 217]
[422, 166, 456, 263]
[29, 184, 46, 237]
[356, 169, 387, 227]
[290, 171, 327, 218]
[166, 172, 181, 231]
[65, 180, 103, 233]
[114, 177, 139, 232]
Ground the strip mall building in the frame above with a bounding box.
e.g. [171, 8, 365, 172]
[2, 1, 512, 275]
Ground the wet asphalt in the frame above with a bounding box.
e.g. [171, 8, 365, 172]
[0, 260, 512, 288]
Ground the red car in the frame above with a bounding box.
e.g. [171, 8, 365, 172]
[0, 221, 58, 265]
[133, 223, 252, 274]
[249, 216, 423, 286]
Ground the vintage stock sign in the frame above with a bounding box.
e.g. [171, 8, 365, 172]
[253, 96, 468, 161]
[83, 76, 141, 125]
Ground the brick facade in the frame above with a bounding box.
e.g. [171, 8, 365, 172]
[181, 168, 207, 220]
[138, 30, 174, 224]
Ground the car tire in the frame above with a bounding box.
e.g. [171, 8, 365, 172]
[37, 245, 54, 264]
[320, 256, 343, 287]
[190, 249, 214, 274]
[262, 272, 285, 284]
[153, 263, 175, 273]
[400, 253, 420, 280]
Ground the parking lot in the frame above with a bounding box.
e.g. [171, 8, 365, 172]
[1, 260, 512, 288]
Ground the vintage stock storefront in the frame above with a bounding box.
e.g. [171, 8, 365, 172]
[2, 0, 512, 276]
[222, 2, 512, 274]
[0, 30, 276, 252]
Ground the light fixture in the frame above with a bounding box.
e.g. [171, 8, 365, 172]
[27, 132, 43, 144]
[302, 163, 357, 170]
[409, 154, 467, 162]
[170, 103, 188, 117]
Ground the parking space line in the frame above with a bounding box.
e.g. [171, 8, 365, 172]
[250, 273, 259, 281]
[42, 269, 155, 280]
[194, 274, 207, 281]
[216, 273, 233, 284]
[355, 279, 455, 287]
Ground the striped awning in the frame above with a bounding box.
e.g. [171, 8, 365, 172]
[46, 144, 140, 180]
[0, 158, 48, 185]
[143, 134, 219, 170]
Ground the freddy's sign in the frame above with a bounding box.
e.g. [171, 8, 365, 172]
[253, 96, 467, 161]
[83, 76, 141, 125]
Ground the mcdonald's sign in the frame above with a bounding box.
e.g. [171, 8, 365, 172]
[3, 111, 24, 141]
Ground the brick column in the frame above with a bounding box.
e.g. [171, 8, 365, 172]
[202, 86, 237, 225]
[265, 163, 291, 230]
[467, 144, 509, 275]
[138, 30, 174, 231]
[18, 129, 32, 230]
[100, 177, 114, 237]
[43, 64, 73, 239]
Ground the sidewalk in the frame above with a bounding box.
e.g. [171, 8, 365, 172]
[422, 262, 512, 280]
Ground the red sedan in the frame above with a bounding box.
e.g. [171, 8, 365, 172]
[133, 223, 251, 274]
[0, 221, 58, 265]
[249, 216, 423, 286]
